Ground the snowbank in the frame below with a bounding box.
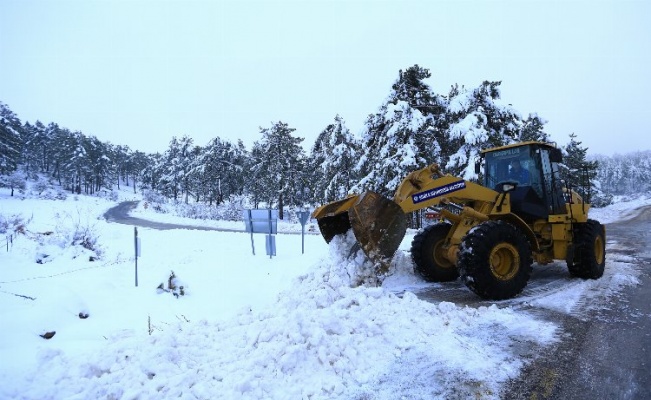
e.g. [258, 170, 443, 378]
[0, 189, 645, 399]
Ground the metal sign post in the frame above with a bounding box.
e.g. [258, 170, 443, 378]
[297, 211, 311, 254]
[247, 209, 255, 255]
[266, 209, 275, 258]
[134, 227, 139, 287]
[243, 209, 278, 258]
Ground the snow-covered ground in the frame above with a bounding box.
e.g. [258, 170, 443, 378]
[0, 190, 647, 399]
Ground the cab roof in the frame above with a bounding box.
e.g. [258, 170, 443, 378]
[480, 141, 559, 155]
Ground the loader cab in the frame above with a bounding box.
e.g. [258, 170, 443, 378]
[481, 142, 566, 222]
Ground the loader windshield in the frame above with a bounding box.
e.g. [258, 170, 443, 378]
[483, 145, 541, 190]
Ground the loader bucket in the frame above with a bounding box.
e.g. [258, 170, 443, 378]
[312, 195, 360, 243]
[312, 191, 408, 275]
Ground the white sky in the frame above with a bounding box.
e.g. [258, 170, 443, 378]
[1, 0, 649, 155]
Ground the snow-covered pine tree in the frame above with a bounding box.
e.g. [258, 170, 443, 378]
[111, 144, 131, 190]
[141, 152, 164, 192]
[195, 137, 246, 206]
[309, 115, 360, 203]
[160, 136, 196, 202]
[126, 150, 149, 194]
[83, 135, 111, 194]
[230, 140, 249, 198]
[177, 136, 198, 204]
[49, 125, 77, 187]
[518, 113, 550, 142]
[561, 133, 607, 205]
[247, 142, 267, 209]
[622, 152, 651, 195]
[21, 120, 48, 176]
[443, 81, 521, 180]
[249, 121, 305, 219]
[187, 144, 204, 203]
[591, 151, 651, 200]
[0, 102, 22, 176]
[355, 65, 437, 197]
[60, 130, 89, 194]
[47, 123, 66, 184]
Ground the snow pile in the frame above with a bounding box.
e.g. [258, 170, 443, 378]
[3, 231, 557, 400]
[589, 194, 651, 224]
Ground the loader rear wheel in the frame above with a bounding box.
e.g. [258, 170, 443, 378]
[458, 220, 533, 300]
[411, 223, 458, 282]
[567, 219, 605, 279]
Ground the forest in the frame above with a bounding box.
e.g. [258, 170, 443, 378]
[1, 65, 641, 220]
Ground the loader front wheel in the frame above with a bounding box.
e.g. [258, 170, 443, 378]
[411, 223, 458, 282]
[567, 219, 605, 279]
[458, 220, 533, 300]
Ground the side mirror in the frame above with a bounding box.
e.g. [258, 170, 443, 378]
[474, 161, 481, 174]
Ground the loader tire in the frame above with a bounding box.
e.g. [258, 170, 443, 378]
[458, 220, 533, 300]
[411, 223, 458, 282]
[567, 219, 605, 279]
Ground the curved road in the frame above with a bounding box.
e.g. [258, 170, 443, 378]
[103, 201, 244, 232]
[103, 201, 315, 235]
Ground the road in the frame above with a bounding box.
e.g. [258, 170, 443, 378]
[501, 208, 651, 399]
[103, 201, 244, 232]
[103, 201, 315, 235]
[407, 207, 651, 399]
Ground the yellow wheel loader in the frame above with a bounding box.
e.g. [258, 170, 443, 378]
[312, 141, 606, 300]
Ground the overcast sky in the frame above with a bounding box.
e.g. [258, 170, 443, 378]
[1, 0, 649, 156]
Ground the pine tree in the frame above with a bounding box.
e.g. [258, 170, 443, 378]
[83, 135, 111, 194]
[21, 120, 48, 175]
[518, 113, 550, 142]
[127, 150, 151, 194]
[195, 137, 245, 205]
[141, 152, 164, 191]
[61, 131, 90, 194]
[443, 81, 522, 179]
[247, 143, 267, 209]
[162, 136, 196, 203]
[0, 102, 22, 176]
[391, 65, 442, 114]
[249, 121, 305, 219]
[111, 145, 131, 190]
[355, 101, 428, 196]
[309, 115, 360, 203]
[355, 66, 439, 196]
[562, 133, 602, 204]
[48, 124, 73, 186]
